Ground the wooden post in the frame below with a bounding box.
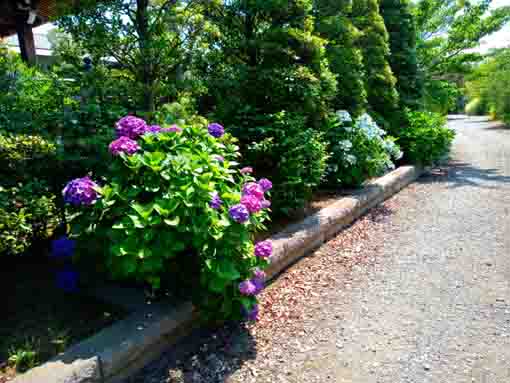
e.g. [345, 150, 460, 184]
[15, 12, 36, 65]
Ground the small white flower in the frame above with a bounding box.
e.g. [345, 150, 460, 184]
[345, 154, 357, 165]
[336, 110, 352, 123]
[339, 139, 353, 151]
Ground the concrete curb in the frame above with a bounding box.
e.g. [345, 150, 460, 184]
[11, 165, 422, 383]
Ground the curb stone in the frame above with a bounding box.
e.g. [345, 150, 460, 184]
[11, 165, 423, 383]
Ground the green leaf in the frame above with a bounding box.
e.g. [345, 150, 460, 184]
[217, 260, 240, 281]
[131, 202, 154, 220]
[164, 216, 180, 226]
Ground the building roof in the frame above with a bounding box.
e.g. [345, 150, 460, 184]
[0, 0, 61, 37]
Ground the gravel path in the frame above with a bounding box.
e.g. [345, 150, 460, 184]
[127, 116, 510, 383]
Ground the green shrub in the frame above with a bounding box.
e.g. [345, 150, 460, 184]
[353, 0, 400, 132]
[0, 183, 57, 256]
[68, 117, 271, 321]
[247, 112, 329, 215]
[400, 110, 455, 165]
[324, 111, 402, 187]
[0, 134, 59, 256]
[465, 98, 484, 116]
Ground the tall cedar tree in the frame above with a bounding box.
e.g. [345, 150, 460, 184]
[352, 0, 399, 132]
[380, 0, 422, 110]
[314, 0, 367, 116]
[200, 0, 337, 134]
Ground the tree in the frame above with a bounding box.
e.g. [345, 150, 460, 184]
[466, 48, 510, 124]
[380, 0, 422, 110]
[352, 0, 399, 132]
[198, 0, 337, 213]
[57, 0, 209, 113]
[200, 0, 336, 128]
[413, 0, 510, 113]
[314, 0, 367, 116]
[414, 0, 510, 77]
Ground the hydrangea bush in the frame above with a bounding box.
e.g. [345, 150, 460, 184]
[325, 111, 403, 187]
[64, 116, 272, 321]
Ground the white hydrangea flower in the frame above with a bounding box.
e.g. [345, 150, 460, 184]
[345, 154, 357, 165]
[339, 139, 353, 151]
[336, 110, 352, 123]
[383, 139, 403, 160]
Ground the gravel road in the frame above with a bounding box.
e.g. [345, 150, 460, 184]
[127, 116, 510, 383]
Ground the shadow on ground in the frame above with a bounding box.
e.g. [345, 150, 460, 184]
[418, 160, 510, 189]
[125, 321, 256, 383]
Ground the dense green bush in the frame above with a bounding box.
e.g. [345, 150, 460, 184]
[352, 0, 399, 132]
[465, 49, 510, 124]
[0, 134, 59, 256]
[68, 116, 271, 321]
[324, 111, 402, 187]
[380, 0, 422, 111]
[314, 0, 367, 116]
[247, 112, 329, 215]
[197, 0, 336, 215]
[399, 110, 455, 165]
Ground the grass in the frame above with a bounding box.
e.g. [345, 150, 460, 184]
[1, 258, 126, 381]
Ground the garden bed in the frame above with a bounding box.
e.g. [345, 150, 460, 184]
[1, 258, 126, 382]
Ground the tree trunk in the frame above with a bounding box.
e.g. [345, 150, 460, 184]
[136, 0, 155, 114]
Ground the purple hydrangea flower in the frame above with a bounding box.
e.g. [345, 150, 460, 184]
[213, 155, 225, 163]
[229, 204, 250, 223]
[239, 280, 257, 296]
[209, 192, 223, 210]
[109, 136, 140, 156]
[242, 182, 264, 200]
[146, 125, 162, 134]
[62, 177, 100, 206]
[261, 198, 271, 209]
[258, 178, 273, 192]
[254, 240, 272, 259]
[56, 267, 79, 293]
[251, 268, 266, 294]
[208, 123, 225, 138]
[51, 236, 76, 259]
[115, 116, 147, 139]
[243, 304, 259, 321]
[161, 124, 182, 133]
[241, 194, 262, 213]
[240, 167, 253, 175]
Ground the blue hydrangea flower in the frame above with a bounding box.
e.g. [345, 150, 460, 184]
[209, 192, 223, 210]
[56, 268, 79, 293]
[242, 304, 259, 321]
[229, 204, 250, 223]
[62, 177, 100, 206]
[208, 123, 225, 138]
[51, 236, 76, 259]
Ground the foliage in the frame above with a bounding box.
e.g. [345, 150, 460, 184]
[68, 116, 271, 321]
[197, 0, 336, 214]
[352, 0, 399, 132]
[324, 111, 402, 187]
[57, 0, 211, 113]
[380, 0, 422, 110]
[413, 0, 510, 112]
[423, 79, 461, 115]
[0, 183, 57, 256]
[465, 48, 510, 124]
[0, 134, 59, 256]
[314, 0, 367, 116]
[399, 110, 455, 165]
[248, 112, 329, 215]
[413, 0, 510, 77]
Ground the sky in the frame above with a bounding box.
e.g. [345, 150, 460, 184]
[475, 0, 510, 53]
[32, 0, 510, 53]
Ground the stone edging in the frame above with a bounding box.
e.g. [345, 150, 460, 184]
[11, 165, 422, 383]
